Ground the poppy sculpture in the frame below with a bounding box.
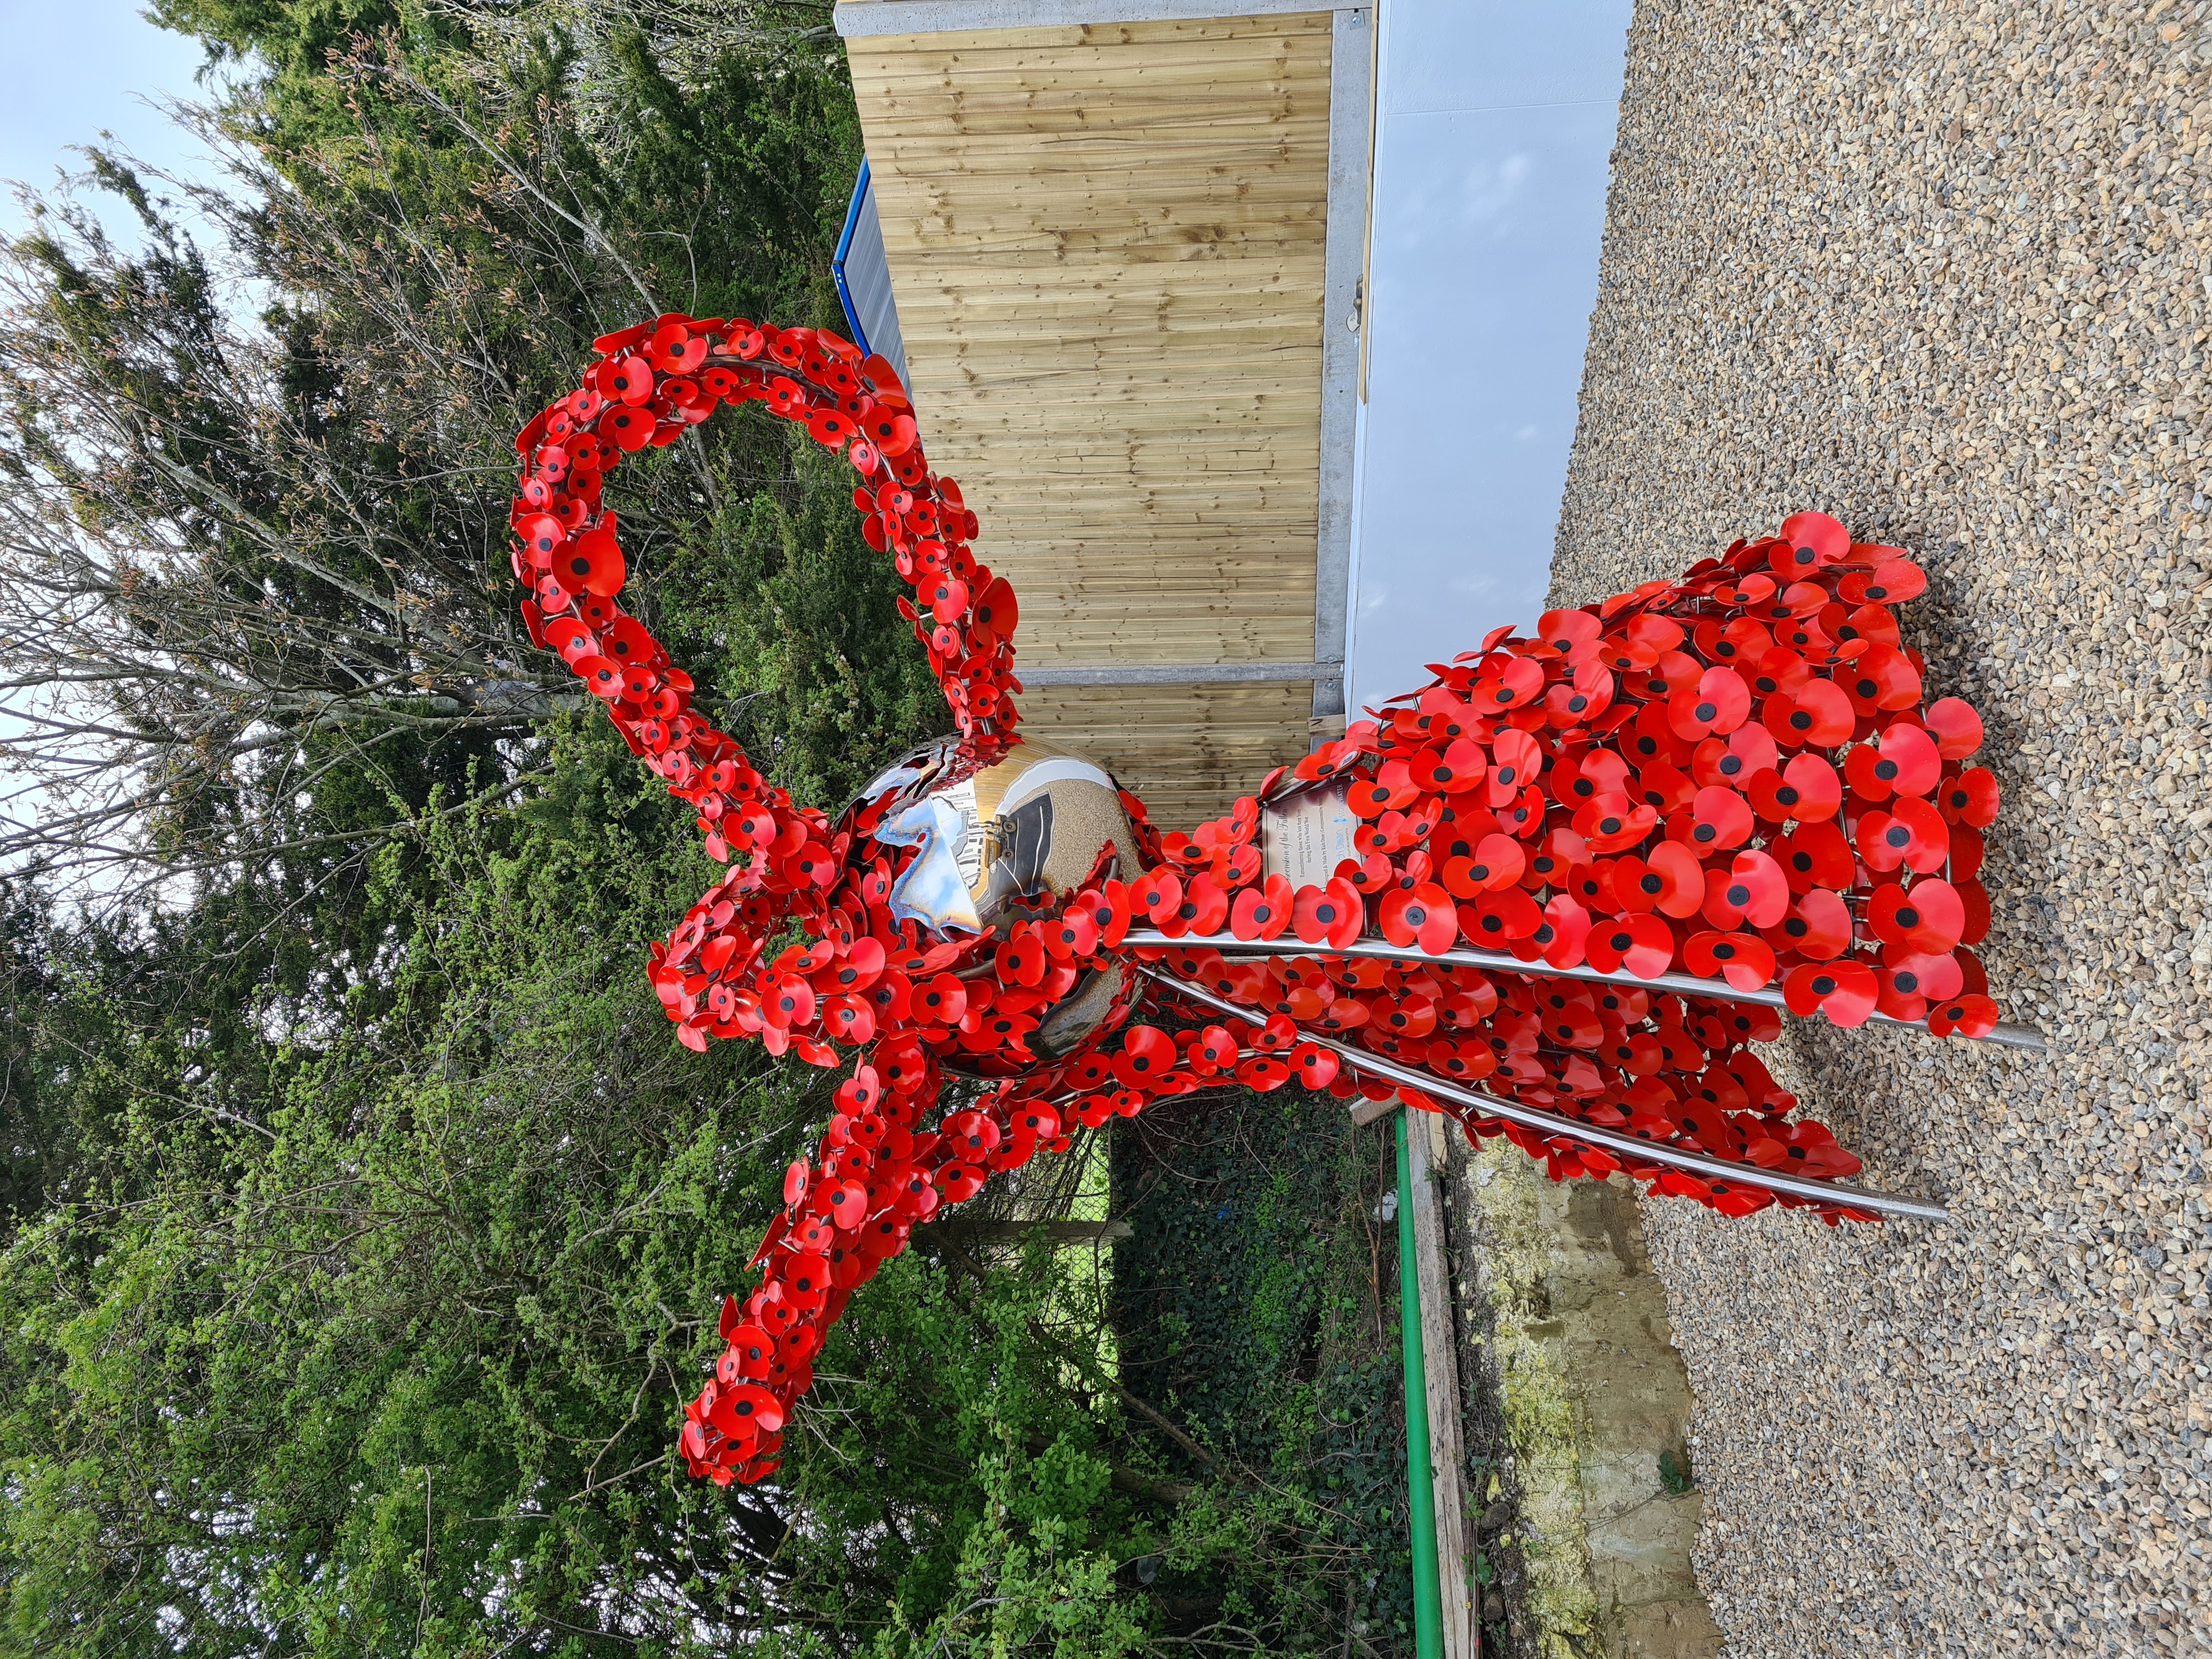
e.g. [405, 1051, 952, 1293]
[508, 311, 2033, 1487]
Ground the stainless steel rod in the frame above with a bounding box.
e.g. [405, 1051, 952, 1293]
[1121, 928, 2046, 1053]
[1137, 966, 1950, 1224]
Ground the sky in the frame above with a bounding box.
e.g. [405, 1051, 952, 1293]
[0, 1, 231, 900]
[1344, 0, 1634, 713]
[0, 0, 227, 241]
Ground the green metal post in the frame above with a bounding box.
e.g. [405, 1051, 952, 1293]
[1396, 1110, 1445, 1659]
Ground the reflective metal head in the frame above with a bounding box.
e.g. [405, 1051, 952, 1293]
[840, 735, 1146, 1066]
[847, 736, 1141, 940]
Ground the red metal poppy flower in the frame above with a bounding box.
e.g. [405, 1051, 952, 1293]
[1686, 785, 1754, 852]
[1584, 913, 1674, 978]
[1667, 665, 1751, 740]
[1839, 558, 1927, 606]
[1381, 882, 1459, 954]
[1230, 873, 1294, 940]
[1527, 606, 1594, 662]
[1926, 994, 2000, 1039]
[1414, 737, 1489, 794]
[1544, 661, 1616, 727]
[1130, 868, 1183, 927]
[1747, 752, 1842, 824]
[1705, 849, 1788, 930]
[603, 404, 655, 452]
[1921, 696, 1984, 759]
[1711, 574, 1776, 612]
[1869, 877, 1964, 953]
[1858, 795, 1949, 875]
[1442, 832, 1525, 897]
[1883, 949, 1963, 1003]
[1775, 820, 1855, 893]
[1112, 1024, 1178, 1088]
[574, 654, 624, 700]
[610, 354, 658, 404]
[1456, 884, 1542, 947]
[1782, 960, 1879, 1026]
[1765, 676, 1854, 747]
[1844, 645, 1924, 714]
[1484, 728, 1543, 807]
[1843, 721, 1940, 801]
[1538, 893, 1592, 968]
[997, 932, 1048, 987]
[1162, 874, 1229, 938]
[1937, 766, 2001, 827]
[1291, 878, 1365, 950]
[1773, 510, 1850, 575]
[1685, 930, 1777, 991]
[1768, 888, 1852, 960]
[1573, 792, 1659, 853]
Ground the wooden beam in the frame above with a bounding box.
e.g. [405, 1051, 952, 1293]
[836, 1, 1341, 41]
[1406, 1110, 1480, 1659]
[1018, 661, 1327, 686]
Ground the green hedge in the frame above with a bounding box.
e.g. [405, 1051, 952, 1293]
[1111, 1088, 1417, 1654]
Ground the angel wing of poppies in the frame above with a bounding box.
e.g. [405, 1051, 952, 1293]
[507, 313, 2015, 1487]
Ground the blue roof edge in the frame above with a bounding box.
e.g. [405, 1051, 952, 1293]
[831, 157, 874, 358]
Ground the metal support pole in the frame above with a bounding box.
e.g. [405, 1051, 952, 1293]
[1136, 965, 1950, 1223]
[1119, 929, 2045, 1052]
[1396, 1110, 1446, 1659]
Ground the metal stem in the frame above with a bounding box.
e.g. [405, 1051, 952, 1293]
[1122, 928, 2046, 1053]
[1137, 966, 1951, 1223]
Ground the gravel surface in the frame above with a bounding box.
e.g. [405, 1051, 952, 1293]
[1547, 2, 2212, 1653]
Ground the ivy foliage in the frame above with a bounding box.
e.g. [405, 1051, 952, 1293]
[1113, 1088, 1418, 1651]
